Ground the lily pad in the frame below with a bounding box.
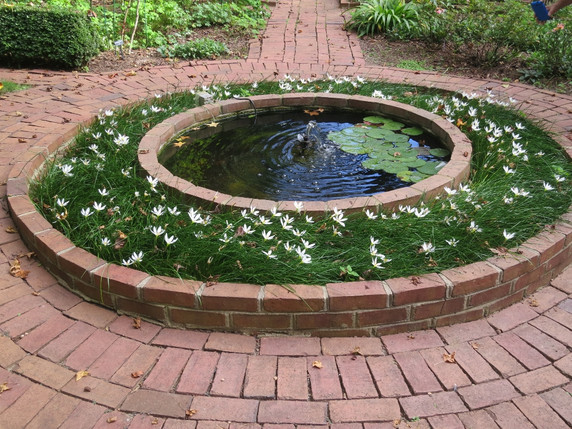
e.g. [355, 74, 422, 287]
[401, 126, 424, 136]
[340, 143, 369, 155]
[363, 116, 387, 124]
[429, 147, 451, 157]
[403, 158, 427, 168]
[341, 126, 369, 137]
[417, 161, 444, 175]
[365, 128, 393, 139]
[409, 173, 429, 183]
[381, 121, 405, 131]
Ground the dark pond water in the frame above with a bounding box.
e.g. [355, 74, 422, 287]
[159, 110, 449, 201]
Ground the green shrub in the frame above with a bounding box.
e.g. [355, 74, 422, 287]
[344, 0, 420, 37]
[0, 5, 100, 69]
[158, 38, 229, 60]
[523, 22, 572, 80]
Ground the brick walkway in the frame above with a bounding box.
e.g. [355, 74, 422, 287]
[1, 0, 572, 427]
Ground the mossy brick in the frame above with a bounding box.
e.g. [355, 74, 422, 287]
[443, 262, 501, 296]
[435, 307, 485, 327]
[115, 297, 167, 323]
[281, 93, 316, 106]
[200, 282, 261, 311]
[91, 263, 149, 300]
[412, 296, 465, 320]
[218, 98, 252, 114]
[231, 313, 292, 330]
[387, 273, 446, 306]
[468, 282, 512, 307]
[326, 281, 388, 311]
[294, 312, 354, 330]
[263, 284, 325, 312]
[57, 247, 105, 281]
[249, 94, 284, 109]
[488, 246, 540, 282]
[313, 93, 349, 107]
[142, 275, 200, 307]
[521, 230, 566, 264]
[411, 174, 454, 200]
[356, 307, 408, 327]
[170, 308, 227, 328]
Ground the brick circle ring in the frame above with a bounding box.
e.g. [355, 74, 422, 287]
[7, 93, 572, 336]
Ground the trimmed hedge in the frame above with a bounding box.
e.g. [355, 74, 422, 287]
[0, 6, 100, 69]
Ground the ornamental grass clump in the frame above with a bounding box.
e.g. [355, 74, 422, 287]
[31, 77, 571, 286]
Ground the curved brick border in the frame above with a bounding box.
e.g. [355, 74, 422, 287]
[139, 93, 472, 213]
[4, 89, 571, 337]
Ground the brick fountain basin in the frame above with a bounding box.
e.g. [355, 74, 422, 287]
[7, 93, 572, 336]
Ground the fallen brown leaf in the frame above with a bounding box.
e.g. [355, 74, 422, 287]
[9, 259, 30, 279]
[185, 409, 197, 418]
[351, 346, 363, 356]
[151, 418, 159, 425]
[125, 70, 137, 76]
[471, 342, 480, 350]
[312, 360, 323, 369]
[407, 333, 415, 340]
[107, 416, 118, 423]
[443, 351, 456, 363]
[5, 226, 17, 233]
[75, 370, 89, 381]
[132, 318, 141, 329]
[131, 370, 144, 378]
[0, 382, 10, 394]
[528, 298, 539, 307]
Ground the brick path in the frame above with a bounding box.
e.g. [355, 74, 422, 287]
[1, 0, 572, 427]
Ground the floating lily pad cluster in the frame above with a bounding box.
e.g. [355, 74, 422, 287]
[327, 115, 450, 183]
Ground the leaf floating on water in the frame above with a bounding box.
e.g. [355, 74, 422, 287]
[304, 108, 324, 116]
[75, 370, 90, 381]
[443, 351, 456, 363]
[205, 121, 219, 128]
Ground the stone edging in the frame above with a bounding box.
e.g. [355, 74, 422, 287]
[138, 93, 472, 214]
[6, 95, 572, 336]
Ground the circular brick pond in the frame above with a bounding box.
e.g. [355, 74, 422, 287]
[7, 93, 572, 336]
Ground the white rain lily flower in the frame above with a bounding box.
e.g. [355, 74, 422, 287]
[88, 144, 99, 153]
[391, 213, 400, 220]
[105, 128, 114, 135]
[414, 207, 430, 218]
[305, 215, 314, 224]
[511, 133, 521, 140]
[81, 158, 90, 166]
[420, 242, 435, 254]
[151, 205, 165, 217]
[446, 238, 459, 247]
[542, 182, 554, 191]
[122, 258, 133, 266]
[370, 236, 380, 246]
[554, 175, 565, 182]
[292, 229, 306, 237]
[262, 249, 277, 259]
[280, 215, 294, 230]
[168, 206, 181, 216]
[101, 237, 111, 246]
[98, 187, 109, 196]
[471, 119, 481, 131]
[294, 201, 304, 213]
[130, 251, 144, 263]
[262, 230, 275, 241]
[536, 151, 545, 157]
[515, 122, 525, 130]
[150, 105, 162, 113]
[56, 198, 69, 207]
[467, 221, 482, 233]
[146, 175, 159, 188]
[443, 187, 457, 196]
[60, 164, 74, 177]
[164, 233, 178, 246]
[219, 233, 231, 244]
[114, 134, 129, 146]
[504, 125, 513, 133]
[459, 183, 471, 193]
[503, 196, 514, 204]
[93, 202, 106, 211]
[92, 132, 101, 139]
[503, 166, 515, 174]
[81, 207, 94, 217]
[249, 206, 260, 216]
[241, 224, 255, 235]
[150, 226, 165, 237]
[365, 209, 378, 220]
[468, 107, 478, 117]
[372, 257, 384, 269]
[270, 207, 282, 217]
[258, 216, 272, 225]
[370, 245, 379, 257]
[503, 230, 516, 241]
[283, 241, 294, 252]
[301, 239, 315, 249]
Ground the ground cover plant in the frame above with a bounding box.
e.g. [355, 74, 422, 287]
[347, 0, 572, 85]
[31, 76, 571, 286]
[0, 81, 29, 93]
